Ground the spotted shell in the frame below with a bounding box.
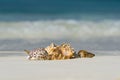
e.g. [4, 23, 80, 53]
[26, 48, 48, 60]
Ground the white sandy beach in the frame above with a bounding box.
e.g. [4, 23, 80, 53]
[0, 55, 120, 80]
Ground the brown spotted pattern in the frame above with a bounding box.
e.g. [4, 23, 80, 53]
[27, 48, 48, 60]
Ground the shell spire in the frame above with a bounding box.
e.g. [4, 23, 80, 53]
[24, 49, 30, 54]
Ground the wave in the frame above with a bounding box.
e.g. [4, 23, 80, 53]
[0, 19, 120, 39]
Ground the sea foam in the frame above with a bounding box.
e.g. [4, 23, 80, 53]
[0, 19, 120, 39]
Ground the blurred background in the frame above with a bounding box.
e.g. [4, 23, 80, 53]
[0, 0, 120, 55]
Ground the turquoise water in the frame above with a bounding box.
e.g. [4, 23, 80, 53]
[0, 0, 120, 14]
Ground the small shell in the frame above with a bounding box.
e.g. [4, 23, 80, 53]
[78, 50, 95, 58]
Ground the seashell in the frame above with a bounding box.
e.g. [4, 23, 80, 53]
[24, 43, 95, 60]
[24, 48, 48, 60]
[77, 50, 95, 58]
[59, 43, 75, 59]
[45, 43, 58, 56]
[45, 43, 76, 60]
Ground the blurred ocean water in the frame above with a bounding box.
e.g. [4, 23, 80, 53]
[0, 0, 120, 56]
[0, 19, 120, 39]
